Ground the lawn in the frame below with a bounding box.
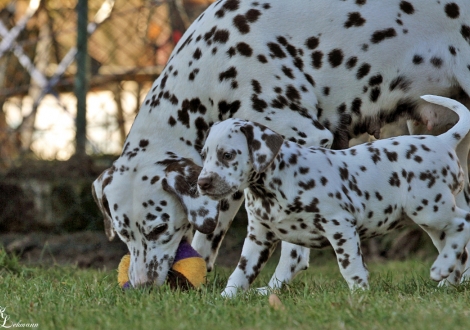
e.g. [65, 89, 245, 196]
[1, 250, 470, 330]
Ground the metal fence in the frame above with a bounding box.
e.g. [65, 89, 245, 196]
[0, 0, 213, 169]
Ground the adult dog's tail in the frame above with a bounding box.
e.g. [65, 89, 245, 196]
[421, 95, 470, 150]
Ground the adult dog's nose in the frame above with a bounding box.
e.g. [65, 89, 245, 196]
[198, 176, 213, 190]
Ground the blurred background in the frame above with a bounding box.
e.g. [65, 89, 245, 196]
[0, 0, 431, 271]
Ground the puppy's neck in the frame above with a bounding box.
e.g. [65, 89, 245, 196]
[247, 141, 300, 202]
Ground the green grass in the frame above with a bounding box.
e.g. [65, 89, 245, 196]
[1, 250, 470, 330]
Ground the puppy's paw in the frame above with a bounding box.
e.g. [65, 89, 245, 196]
[430, 264, 454, 282]
[221, 286, 239, 298]
[255, 286, 271, 295]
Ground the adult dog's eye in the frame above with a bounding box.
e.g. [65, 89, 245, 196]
[145, 224, 168, 241]
[223, 152, 234, 160]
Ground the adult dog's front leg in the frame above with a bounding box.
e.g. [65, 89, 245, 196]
[222, 220, 279, 298]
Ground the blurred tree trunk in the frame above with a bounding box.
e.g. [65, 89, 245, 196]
[168, 0, 189, 45]
[112, 82, 126, 146]
[20, 8, 50, 153]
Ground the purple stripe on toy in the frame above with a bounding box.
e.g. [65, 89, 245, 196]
[174, 240, 202, 263]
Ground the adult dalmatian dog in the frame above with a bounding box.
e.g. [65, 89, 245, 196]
[197, 95, 470, 296]
[92, 0, 470, 289]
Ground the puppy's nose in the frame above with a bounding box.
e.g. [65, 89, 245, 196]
[198, 176, 213, 190]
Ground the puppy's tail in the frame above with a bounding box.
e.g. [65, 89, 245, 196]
[421, 95, 470, 150]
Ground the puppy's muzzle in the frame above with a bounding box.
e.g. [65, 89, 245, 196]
[197, 172, 234, 199]
[198, 176, 214, 191]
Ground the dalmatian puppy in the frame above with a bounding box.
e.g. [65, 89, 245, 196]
[93, 0, 470, 289]
[197, 95, 470, 296]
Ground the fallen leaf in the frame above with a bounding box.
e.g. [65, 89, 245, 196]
[269, 293, 285, 311]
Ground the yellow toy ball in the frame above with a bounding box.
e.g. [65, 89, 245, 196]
[117, 241, 206, 290]
[117, 254, 131, 289]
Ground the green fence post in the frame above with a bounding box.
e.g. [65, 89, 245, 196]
[74, 0, 88, 156]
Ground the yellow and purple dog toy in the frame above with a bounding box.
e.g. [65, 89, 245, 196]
[118, 241, 206, 290]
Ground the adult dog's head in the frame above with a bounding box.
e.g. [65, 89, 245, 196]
[92, 156, 219, 288]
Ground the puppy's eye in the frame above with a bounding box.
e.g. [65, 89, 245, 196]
[223, 152, 234, 160]
[145, 224, 168, 241]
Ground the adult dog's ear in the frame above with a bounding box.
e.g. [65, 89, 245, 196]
[92, 168, 116, 241]
[161, 158, 219, 234]
[240, 122, 284, 173]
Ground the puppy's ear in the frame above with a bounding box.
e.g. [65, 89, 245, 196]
[196, 126, 212, 154]
[240, 122, 284, 173]
[161, 157, 219, 234]
[92, 168, 116, 241]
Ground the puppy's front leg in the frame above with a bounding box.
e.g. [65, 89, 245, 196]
[222, 219, 279, 298]
[256, 242, 310, 295]
[325, 217, 369, 290]
[192, 191, 245, 272]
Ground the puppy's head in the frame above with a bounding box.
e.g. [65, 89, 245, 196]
[197, 118, 283, 199]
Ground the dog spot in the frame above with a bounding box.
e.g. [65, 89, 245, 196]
[189, 68, 200, 81]
[445, 3, 460, 19]
[356, 63, 371, 79]
[345, 57, 358, 69]
[251, 94, 268, 112]
[311, 51, 323, 69]
[400, 1, 415, 14]
[139, 139, 149, 148]
[236, 42, 253, 56]
[193, 48, 202, 59]
[430, 57, 443, 68]
[368, 74, 383, 86]
[461, 25, 470, 44]
[257, 54, 268, 63]
[286, 85, 301, 102]
[412, 54, 423, 64]
[370, 87, 381, 102]
[267, 42, 287, 59]
[449, 46, 457, 56]
[305, 36, 319, 49]
[245, 9, 261, 23]
[252, 80, 262, 94]
[389, 172, 401, 187]
[344, 12, 366, 28]
[219, 66, 238, 81]
[282, 66, 295, 79]
[215, 0, 240, 18]
[370, 28, 397, 44]
[328, 49, 344, 68]
[389, 75, 411, 92]
[375, 191, 383, 201]
[218, 100, 241, 120]
[349, 98, 362, 115]
[384, 149, 398, 162]
[233, 15, 250, 34]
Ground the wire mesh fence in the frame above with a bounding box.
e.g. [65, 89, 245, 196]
[0, 0, 213, 169]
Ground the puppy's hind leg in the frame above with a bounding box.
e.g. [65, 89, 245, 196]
[424, 208, 470, 283]
[419, 226, 466, 286]
[455, 132, 470, 283]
